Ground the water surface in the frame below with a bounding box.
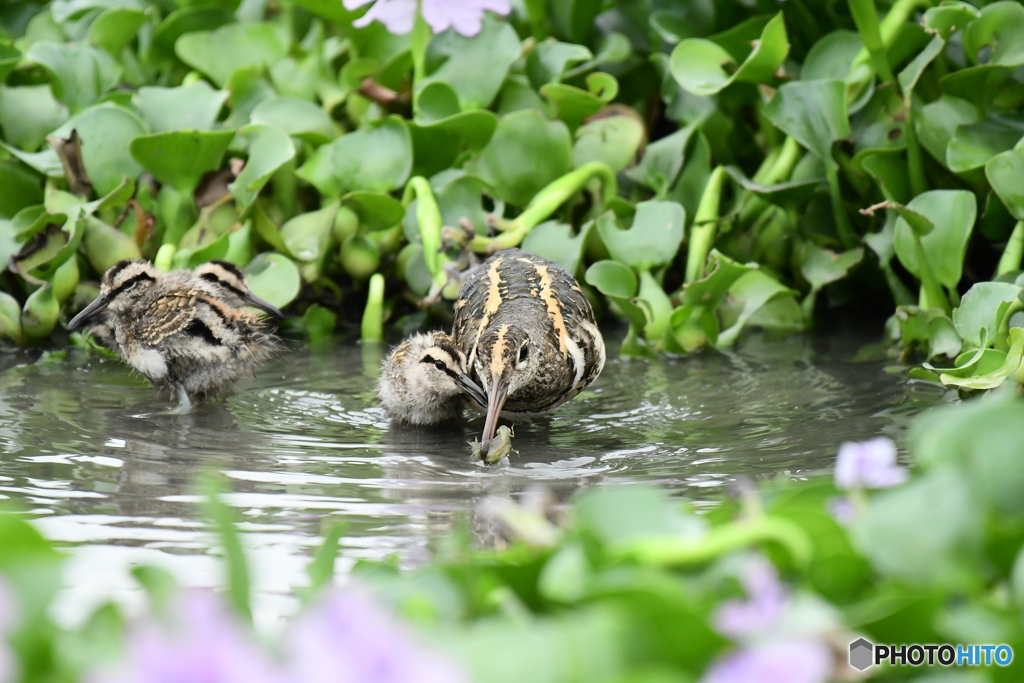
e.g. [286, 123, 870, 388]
[0, 330, 943, 627]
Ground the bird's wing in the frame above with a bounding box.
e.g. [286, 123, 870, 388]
[135, 291, 199, 345]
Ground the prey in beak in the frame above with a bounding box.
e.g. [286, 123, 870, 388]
[468, 323, 535, 456]
[479, 373, 511, 454]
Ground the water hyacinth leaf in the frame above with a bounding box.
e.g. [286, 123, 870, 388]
[585, 260, 645, 334]
[11, 222, 68, 277]
[408, 111, 498, 178]
[130, 130, 235, 196]
[923, 2, 982, 42]
[539, 83, 604, 131]
[224, 68, 276, 129]
[893, 190, 976, 289]
[250, 97, 336, 145]
[940, 64, 1014, 110]
[861, 152, 911, 205]
[638, 269, 673, 342]
[800, 244, 864, 292]
[0, 291, 24, 344]
[150, 5, 233, 59]
[251, 206, 293, 258]
[852, 467, 982, 587]
[586, 72, 618, 102]
[0, 161, 43, 219]
[414, 82, 461, 123]
[303, 304, 337, 345]
[133, 82, 229, 133]
[467, 110, 572, 208]
[0, 85, 69, 153]
[916, 95, 978, 166]
[946, 120, 1023, 173]
[596, 202, 685, 271]
[573, 114, 645, 173]
[0, 42, 20, 85]
[521, 220, 592, 276]
[723, 166, 823, 212]
[898, 36, 944, 101]
[81, 215, 143, 275]
[801, 30, 862, 81]
[941, 327, 1024, 390]
[717, 270, 798, 347]
[88, 7, 146, 55]
[300, 117, 411, 197]
[229, 124, 296, 213]
[951, 281, 1022, 348]
[341, 192, 404, 232]
[626, 122, 696, 197]
[49, 104, 146, 196]
[421, 17, 521, 111]
[243, 252, 300, 309]
[24, 41, 121, 113]
[986, 139, 1024, 220]
[527, 41, 592, 87]
[280, 203, 338, 263]
[175, 22, 288, 88]
[680, 250, 751, 309]
[962, 0, 1024, 67]
[669, 12, 788, 96]
[27, 217, 83, 282]
[763, 79, 850, 165]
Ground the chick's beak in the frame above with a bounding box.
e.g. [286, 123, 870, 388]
[66, 294, 111, 333]
[243, 291, 284, 319]
[480, 374, 509, 452]
[454, 373, 487, 408]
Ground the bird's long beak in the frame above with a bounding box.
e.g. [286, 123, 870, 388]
[66, 294, 110, 333]
[454, 373, 487, 408]
[243, 291, 284, 319]
[480, 374, 509, 452]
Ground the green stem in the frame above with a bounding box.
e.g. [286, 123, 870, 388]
[402, 177, 446, 286]
[824, 162, 857, 249]
[361, 272, 385, 343]
[904, 110, 928, 197]
[997, 221, 1024, 277]
[471, 162, 617, 253]
[847, 0, 897, 83]
[739, 137, 802, 227]
[914, 237, 950, 314]
[686, 166, 727, 284]
[882, 263, 915, 307]
[410, 1, 431, 107]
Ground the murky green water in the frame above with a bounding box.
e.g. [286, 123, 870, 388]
[0, 330, 943, 627]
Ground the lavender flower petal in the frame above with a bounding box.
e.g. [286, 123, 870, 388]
[701, 639, 833, 683]
[348, 0, 510, 36]
[351, 0, 417, 34]
[834, 437, 908, 490]
[713, 556, 786, 639]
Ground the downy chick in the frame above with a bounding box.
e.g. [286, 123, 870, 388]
[67, 260, 279, 402]
[378, 331, 486, 425]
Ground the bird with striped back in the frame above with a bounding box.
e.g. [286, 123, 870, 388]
[454, 248, 605, 458]
[67, 260, 282, 409]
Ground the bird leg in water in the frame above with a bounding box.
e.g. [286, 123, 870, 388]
[168, 383, 194, 415]
[472, 424, 515, 464]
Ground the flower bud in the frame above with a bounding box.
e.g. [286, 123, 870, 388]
[340, 235, 380, 281]
[332, 206, 359, 243]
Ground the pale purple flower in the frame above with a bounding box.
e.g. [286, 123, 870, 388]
[0, 579, 16, 683]
[713, 556, 786, 639]
[344, 0, 511, 36]
[90, 591, 283, 683]
[833, 437, 907, 490]
[827, 496, 856, 526]
[285, 589, 467, 683]
[701, 639, 833, 683]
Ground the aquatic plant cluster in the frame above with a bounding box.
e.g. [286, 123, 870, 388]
[0, 0, 1021, 389]
[1, 391, 1024, 681]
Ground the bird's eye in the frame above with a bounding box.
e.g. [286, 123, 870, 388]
[519, 345, 529, 362]
[434, 360, 447, 371]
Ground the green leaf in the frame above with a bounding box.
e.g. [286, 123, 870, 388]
[0, 42, 21, 85]
[50, 103, 147, 196]
[24, 41, 121, 113]
[243, 252, 300, 310]
[298, 117, 411, 197]
[669, 12, 789, 96]
[799, 243, 864, 291]
[522, 220, 591, 276]
[680, 250, 752, 310]
[986, 138, 1024, 220]
[201, 475, 251, 622]
[802, 30, 862, 81]
[946, 119, 1023, 173]
[88, 7, 146, 56]
[527, 41, 592, 87]
[723, 166, 823, 212]
[250, 97, 336, 145]
[717, 270, 799, 347]
[151, 5, 234, 60]
[763, 79, 850, 165]
[130, 130, 235, 195]
[625, 122, 698, 197]
[82, 214, 142, 274]
[175, 22, 288, 88]
[341, 192, 404, 232]
[573, 114, 645, 173]
[539, 83, 604, 131]
[963, 0, 1024, 67]
[898, 36, 944, 100]
[915, 95, 978, 166]
[585, 261, 648, 334]
[941, 327, 1024, 389]
[951, 281, 1022, 348]
[303, 304, 337, 345]
[420, 16, 520, 111]
[133, 82, 229, 133]
[229, 124, 296, 213]
[0, 161, 43, 219]
[0, 85, 69, 152]
[280, 203, 337, 263]
[465, 110, 572, 208]
[893, 190, 977, 289]
[595, 202, 685, 271]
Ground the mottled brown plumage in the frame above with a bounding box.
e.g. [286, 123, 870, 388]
[67, 260, 279, 401]
[453, 248, 605, 450]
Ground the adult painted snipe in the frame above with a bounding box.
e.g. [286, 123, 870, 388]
[453, 248, 605, 452]
[67, 260, 281, 406]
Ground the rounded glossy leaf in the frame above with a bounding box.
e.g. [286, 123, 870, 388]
[893, 190, 977, 289]
[131, 130, 235, 195]
[595, 201, 685, 271]
[420, 17, 520, 111]
[763, 79, 850, 164]
[963, 1, 1024, 67]
[280, 203, 337, 263]
[175, 22, 288, 88]
[986, 139, 1024, 220]
[585, 259, 637, 298]
[522, 220, 591, 275]
[946, 119, 1023, 173]
[250, 97, 336, 144]
[229, 124, 296, 212]
[24, 42, 121, 113]
[151, 5, 233, 60]
[573, 114, 645, 173]
[299, 117, 411, 197]
[133, 82, 229, 133]
[802, 30, 862, 81]
[341, 192, 404, 232]
[88, 7, 146, 55]
[243, 252, 300, 309]
[0, 85, 69, 152]
[49, 104, 146, 196]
